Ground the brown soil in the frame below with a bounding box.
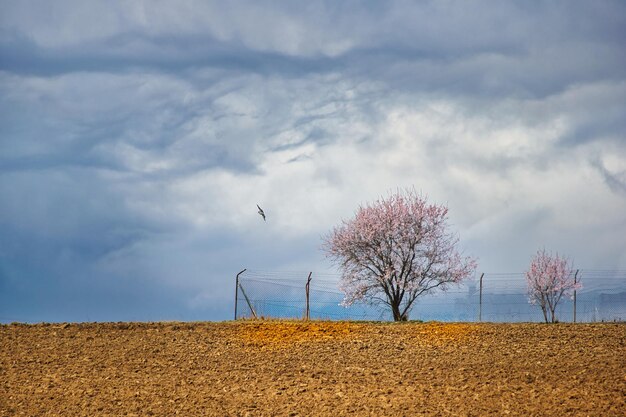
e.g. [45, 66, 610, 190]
[1, 321, 624, 416]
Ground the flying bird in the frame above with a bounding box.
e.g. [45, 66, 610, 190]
[257, 204, 266, 221]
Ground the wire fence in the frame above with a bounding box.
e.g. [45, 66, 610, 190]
[234, 269, 626, 322]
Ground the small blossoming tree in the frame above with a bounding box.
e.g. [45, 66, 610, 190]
[323, 190, 477, 321]
[526, 249, 581, 323]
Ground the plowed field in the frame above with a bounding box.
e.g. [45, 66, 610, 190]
[1, 321, 624, 416]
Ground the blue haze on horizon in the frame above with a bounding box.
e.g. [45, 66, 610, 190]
[1, 1, 625, 323]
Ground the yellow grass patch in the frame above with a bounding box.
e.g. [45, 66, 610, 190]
[239, 321, 365, 349]
[238, 321, 481, 350]
[413, 322, 481, 344]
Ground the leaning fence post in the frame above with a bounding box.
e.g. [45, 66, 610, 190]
[305, 272, 312, 320]
[235, 269, 247, 320]
[238, 280, 257, 319]
[573, 269, 579, 323]
[478, 272, 484, 322]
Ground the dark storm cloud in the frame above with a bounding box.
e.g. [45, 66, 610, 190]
[2, 1, 624, 98]
[0, 29, 340, 78]
[591, 159, 626, 197]
[0, 70, 261, 178]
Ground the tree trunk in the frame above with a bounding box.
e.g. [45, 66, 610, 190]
[391, 303, 402, 321]
[541, 304, 548, 323]
[550, 305, 557, 323]
[390, 301, 407, 321]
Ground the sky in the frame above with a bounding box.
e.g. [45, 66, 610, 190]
[1, 0, 625, 323]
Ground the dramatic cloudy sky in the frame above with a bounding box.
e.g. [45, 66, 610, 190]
[1, 1, 625, 322]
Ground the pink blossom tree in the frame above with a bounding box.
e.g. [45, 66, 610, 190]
[323, 190, 477, 321]
[526, 249, 581, 323]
